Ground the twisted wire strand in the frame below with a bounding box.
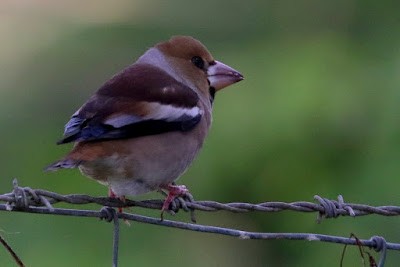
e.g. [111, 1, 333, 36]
[2, 180, 400, 218]
[1, 179, 398, 266]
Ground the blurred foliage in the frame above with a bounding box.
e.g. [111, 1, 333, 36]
[1, 1, 400, 266]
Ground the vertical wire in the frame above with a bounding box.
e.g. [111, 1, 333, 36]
[112, 210, 120, 267]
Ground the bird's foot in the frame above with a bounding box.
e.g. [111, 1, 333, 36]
[160, 183, 195, 221]
[108, 188, 130, 225]
[108, 188, 126, 213]
[161, 184, 189, 212]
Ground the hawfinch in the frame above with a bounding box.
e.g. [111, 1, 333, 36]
[46, 36, 243, 213]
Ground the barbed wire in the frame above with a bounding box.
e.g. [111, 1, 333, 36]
[1, 179, 399, 267]
[2, 179, 400, 218]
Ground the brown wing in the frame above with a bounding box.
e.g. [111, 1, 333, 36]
[57, 63, 202, 144]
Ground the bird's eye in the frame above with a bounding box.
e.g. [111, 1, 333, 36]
[191, 56, 205, 69]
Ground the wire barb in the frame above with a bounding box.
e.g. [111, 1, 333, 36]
[3, 183, 400, 218]
[1, 179, 400, 266]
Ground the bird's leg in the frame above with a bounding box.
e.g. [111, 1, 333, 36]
[160, 183, 189, 216]
[108, 188, 126, 213]
[108, 188, 131, 226]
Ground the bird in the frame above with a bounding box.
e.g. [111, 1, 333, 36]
[46, 36, 243, 215]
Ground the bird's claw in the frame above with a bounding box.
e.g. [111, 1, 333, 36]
[159, 184, 196, 222]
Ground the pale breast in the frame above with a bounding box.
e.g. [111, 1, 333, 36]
[75, 112, 210, 196]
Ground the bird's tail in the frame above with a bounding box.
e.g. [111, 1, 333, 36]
[44, 159, 81, 172]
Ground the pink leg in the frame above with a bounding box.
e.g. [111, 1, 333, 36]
[108, 188, 125, 213]
[160, 183, 189, 212]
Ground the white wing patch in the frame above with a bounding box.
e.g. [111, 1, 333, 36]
[104, 114, 141, 128]
[144, 102, 202, 121]
[103, 102, 202, 128]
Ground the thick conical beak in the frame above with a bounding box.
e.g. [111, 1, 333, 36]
[207, 60, 243, 91]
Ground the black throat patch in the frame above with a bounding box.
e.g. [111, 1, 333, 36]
[209, 87, 216, 105]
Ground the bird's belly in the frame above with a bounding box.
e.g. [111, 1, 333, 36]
[78, 131, 203, 196]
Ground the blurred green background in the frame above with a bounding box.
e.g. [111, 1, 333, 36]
[1, 1, 400, 266]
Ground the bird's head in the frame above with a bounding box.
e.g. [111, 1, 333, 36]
[141, 36, 243, 100]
